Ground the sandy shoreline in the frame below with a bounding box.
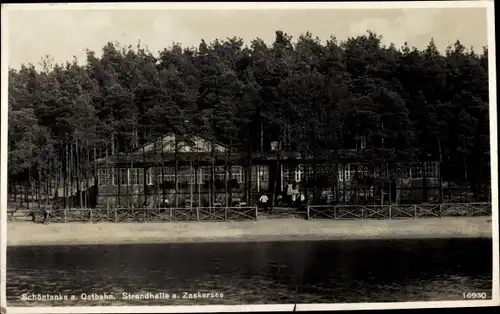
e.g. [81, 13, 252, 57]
[6, 216, 492, 246]
[7, 217, 492, 246]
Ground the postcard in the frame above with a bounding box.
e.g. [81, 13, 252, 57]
[1, 1, 498, 313]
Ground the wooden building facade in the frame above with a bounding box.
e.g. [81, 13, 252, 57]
[95, 131, 441, 208]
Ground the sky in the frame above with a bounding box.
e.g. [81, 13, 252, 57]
[4, 3, 490, 69]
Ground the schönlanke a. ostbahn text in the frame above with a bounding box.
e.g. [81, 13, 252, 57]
[21, 293, 116, 301]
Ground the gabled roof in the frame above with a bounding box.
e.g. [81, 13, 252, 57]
[96, 132, 237, 165]
[138, 133, 230, 154]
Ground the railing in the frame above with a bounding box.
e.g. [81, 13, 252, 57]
[20, 206, 259, 223]
[307, 203, 492, 220]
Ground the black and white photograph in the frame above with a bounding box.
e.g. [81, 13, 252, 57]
[1, 1, 498, 312]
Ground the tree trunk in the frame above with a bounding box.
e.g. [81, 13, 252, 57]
[161, 138, 166, 207]
[36, 168, 41, 210]
[174, 136, 179, 208]
[69, 142, 74, 208]
[154, 137, 160, 208]
[438, 140, 444, 203]
[29, 168, 34, 211]
[93, 145, 98, 207]
[273, 153, 281, 208]
[53, 165, 59, 199]
[129, 154, 133, 209]
[463, 148, 468, 203]
[190, 160, 194, 208]
[142, 138, 147, 208]
[247, 149, 252, 206]
[64, 142, 68, 209]
[45, 175, 50, 209]
[211, 140, 216, 208]
[228, 140, 233, 207]
[422, 161, 428, 202]
[75, 137, 83, 208]
[197, 158, 201, 208]
[85, 141, 90, 208]
[224, 150, 228, 208]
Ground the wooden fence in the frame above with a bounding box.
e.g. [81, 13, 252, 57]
[307, 203, 492, 220]
[10, 206, 258, 223]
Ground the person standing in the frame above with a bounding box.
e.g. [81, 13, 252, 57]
[291, 184, 300, 207]
[298, 192, 306, 210]
[259, 193, 269, 212]
[286, 181, 294, 207]
[276, 193, 283, 206]
[42, 207, 51, 224]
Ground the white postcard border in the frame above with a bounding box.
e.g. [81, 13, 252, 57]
[1, 1, 498, 313]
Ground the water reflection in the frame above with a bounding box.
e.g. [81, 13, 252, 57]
[7, 239, 492, 306]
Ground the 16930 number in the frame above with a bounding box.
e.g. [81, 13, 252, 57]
[462, 292, 489, 300]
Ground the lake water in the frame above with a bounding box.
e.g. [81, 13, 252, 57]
[6, 238, 493, 306]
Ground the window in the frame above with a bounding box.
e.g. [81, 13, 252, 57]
[155, 166, 211, 184]
[119, 168, 129, 185]
[189, 167, 198, 184]
[128, 168, 144, 185]
[113, 168, 120, 186]
[283, 166, 294, 183]
[213, 166, 225, 181]
[295, 165, 304, 182]
[197, 166, 243, 183]
[338, 166, 344, 181]
[155, 167, 164, 183]
[258, 165, 269, 182]
[162, 167, 176, 182]
[338, 164, 353, 181]
[283, 165, 304, 183]
[359, 136, 367, 149]
[178, 166, 194, 183]
[98, 168, 114, 186]
[310, 164, 330, 180]
[409, 163, 423, 179]
[400, 162, 439, 179]
[146, 168, 154, 185]
[425, 162, 439, 178]
[231, 166, 244, 183]
[200, 166, 211, 183]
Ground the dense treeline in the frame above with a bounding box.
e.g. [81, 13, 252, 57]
[8, 31, 490, 208]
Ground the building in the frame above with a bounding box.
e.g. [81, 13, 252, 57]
[95, 129, 441, 208]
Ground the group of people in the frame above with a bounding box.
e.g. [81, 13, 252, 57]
[258, 181, 306, 212]
[284, 181, 305, 207]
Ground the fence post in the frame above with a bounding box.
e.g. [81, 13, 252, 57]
[389, 205, 392, 219]
[465, 203, 470, 216]
[224, 208, 228, 221]
[306, 206, 310, 220]
[439, 203, 443, 217]
[361, 206, 364, 219]
[255, 205, 258, 221]
[334, 205, 337, 219]
[144, 208, 147, 222]
[64, 209, 67, 223]
[196, 208, 200, 221]
[90, 208, 93, 222]
[413, 204, 417, 218]
[169, 208, 172, 221]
